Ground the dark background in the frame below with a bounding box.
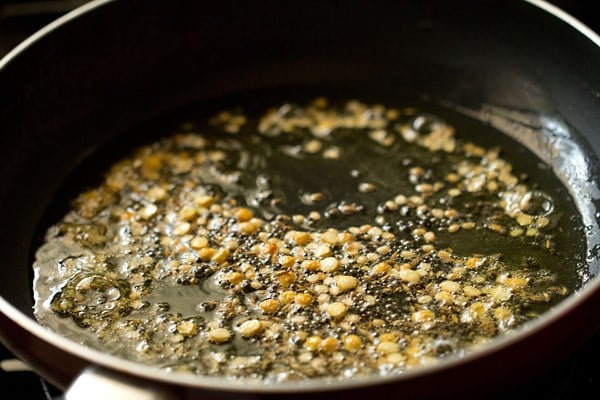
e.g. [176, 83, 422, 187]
[0, 1, 599, 399]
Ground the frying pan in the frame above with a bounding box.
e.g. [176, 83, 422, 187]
[1, 0, 600, 398]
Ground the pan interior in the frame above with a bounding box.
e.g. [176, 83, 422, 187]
[28, 88, 592, 383]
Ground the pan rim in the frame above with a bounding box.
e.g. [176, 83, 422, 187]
[1, 0, 600, 394]
[526, 0, 600, 46]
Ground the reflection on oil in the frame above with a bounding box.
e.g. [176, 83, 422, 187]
[447, 102, 600, 278]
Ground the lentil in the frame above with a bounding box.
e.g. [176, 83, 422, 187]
[343, 334, 363, 351]
[319, 256, 339, 272]
[208, 328, 232, 343]
[333, 275, 358, 292]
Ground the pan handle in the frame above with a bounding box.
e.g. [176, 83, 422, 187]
[58, 366, 177, 400]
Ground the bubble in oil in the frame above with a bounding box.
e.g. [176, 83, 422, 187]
[411, 113, 445, 134]
[520, 191, 554, 216]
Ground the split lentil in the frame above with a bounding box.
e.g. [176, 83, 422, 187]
[32, 97, 586, 383]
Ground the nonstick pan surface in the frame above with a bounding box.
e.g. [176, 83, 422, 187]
[1, 1, 600, 399]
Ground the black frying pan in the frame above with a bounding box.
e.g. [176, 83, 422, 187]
[1, 0, 600, 399]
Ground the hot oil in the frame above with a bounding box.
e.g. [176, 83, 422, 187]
[31, 93, 588, 381]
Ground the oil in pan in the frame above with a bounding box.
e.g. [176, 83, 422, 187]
[30, 94, 588, 383]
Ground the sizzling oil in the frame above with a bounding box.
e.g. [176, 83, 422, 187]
[31, 96, 587, 382]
